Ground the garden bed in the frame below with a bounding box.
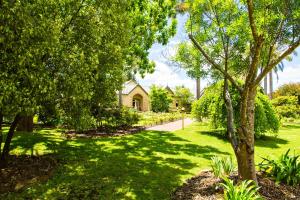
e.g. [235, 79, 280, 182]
[171, 171, 300, 200]
[0, 155, 57, 194]
[64, 126, 145, 138]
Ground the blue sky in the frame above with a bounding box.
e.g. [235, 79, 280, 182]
[137, 14, 300, 96]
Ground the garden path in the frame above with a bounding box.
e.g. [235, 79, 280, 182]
[146, 118, 194, 131]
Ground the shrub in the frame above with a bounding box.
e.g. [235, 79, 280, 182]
[149, 85, 173, 112]
[220, 178, 262, 200]
[211, 156, 235, 178]
[192, 81, 280, 138]
[272, 96, 299, 118]
[258, 149, 300, 186]
[273, 82, 300, 104]
[116, 107, 140, 127]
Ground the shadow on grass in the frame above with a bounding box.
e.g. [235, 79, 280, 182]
[5, 129, 229, 199]
[196, 129, 289, 149]
[281, 123, 300, 129]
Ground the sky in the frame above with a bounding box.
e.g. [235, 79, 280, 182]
[137, 14, 300, 96]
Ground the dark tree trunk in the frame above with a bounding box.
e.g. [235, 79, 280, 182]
[237, 88, 257, 182]
[0, 112, 3, 154]
[0, 114, 21, 168]
[118, 90, 123, 109]
[16, 115, 33, 132]
[196, 78, 201, 100]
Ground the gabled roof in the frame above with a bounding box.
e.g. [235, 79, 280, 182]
[122, 80, 148, 95]
[165, 86, 174, 95]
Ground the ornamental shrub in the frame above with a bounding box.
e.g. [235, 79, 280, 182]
[272, 96, 300, 118]
[192, 81, 279, 138]
[259, 149, 300, 186]
[149, 85, 173, 112]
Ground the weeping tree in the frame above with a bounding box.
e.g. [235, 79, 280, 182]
[187, 0, 300, 182]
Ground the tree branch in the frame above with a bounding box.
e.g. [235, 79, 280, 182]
[246, 0, 258, 41]
[254, 38, 300, 86]
[189, 34, 242, 93]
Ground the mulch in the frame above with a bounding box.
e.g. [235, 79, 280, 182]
[64, 126, 146, 138]
[0, 155, 57, 194]
[171, 171, 300, 200]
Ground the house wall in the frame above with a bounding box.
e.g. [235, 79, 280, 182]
[122, 86, 150, 111]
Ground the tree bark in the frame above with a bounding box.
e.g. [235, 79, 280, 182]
[118, 90, 123, 109]
[196, 78, 201, 100]
[269, 71, 273, 99]
[264, 76, 268, 95]
[0, 114, 21, 168]
[16, 115, 33, 132]
[237, 88, 257, 182]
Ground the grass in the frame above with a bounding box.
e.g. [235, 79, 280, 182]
[1, 121, 300, 199]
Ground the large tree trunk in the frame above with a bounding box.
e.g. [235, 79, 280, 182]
[0, 114, 21, 168]
[16, 115, 33, 132]
[237, 88, 257, 182]
[269, 71, 273, 99]
[196, 78, 201, 100]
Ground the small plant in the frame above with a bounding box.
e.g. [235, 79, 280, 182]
[211, 156, 235, 178]
[258, 149, 300, 186]
[220, 177, 263, 200]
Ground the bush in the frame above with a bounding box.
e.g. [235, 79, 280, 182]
[258, 149, 300, 186]
[273, 82, 300, 104]
[115, 107, 140, 127]
[137, 111, 183, 126]
[211, 156, 235, 178]
[220, 178, 262, 200]
[272, 96, 300, 118]
[192, 81, 280, 138]
[149, 85, 173, 112]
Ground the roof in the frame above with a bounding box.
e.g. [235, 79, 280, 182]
[122, 80, 148, 95]
[165, 86, 174, 95]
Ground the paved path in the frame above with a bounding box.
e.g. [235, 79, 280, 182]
[146, 118, 194, 132]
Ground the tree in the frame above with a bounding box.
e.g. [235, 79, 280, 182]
[149, 86, 173, 112]
[174, 86, 194, 111]
[187, 0, 300, 181]
[0, 0, 177, 167]
[192, 81, 279, 137]
[171, 42, 207, 99]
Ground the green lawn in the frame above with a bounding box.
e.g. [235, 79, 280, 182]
[2, 121, 300, 199]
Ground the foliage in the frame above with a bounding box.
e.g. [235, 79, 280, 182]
[174, 86, 194, 112]
[149, 85, 173, 112]
[273, 83, 300, 104]
[211, 156, 235, 178]
[172, 42, 206, 79]
[259, 149, 300, 186]
[137, 111, 184, 126]
[0, 0, 178, 163]
[114, 107, 140, 128]
[220, 178, 262, 200]
[191, 81, 280, 137]
[272, 96, 300, 119]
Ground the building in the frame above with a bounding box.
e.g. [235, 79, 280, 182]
[120, 80, 178, 112]
[120, 80, 150, 112]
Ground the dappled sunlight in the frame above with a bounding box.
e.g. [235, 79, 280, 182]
[3, 121, 300, 199]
